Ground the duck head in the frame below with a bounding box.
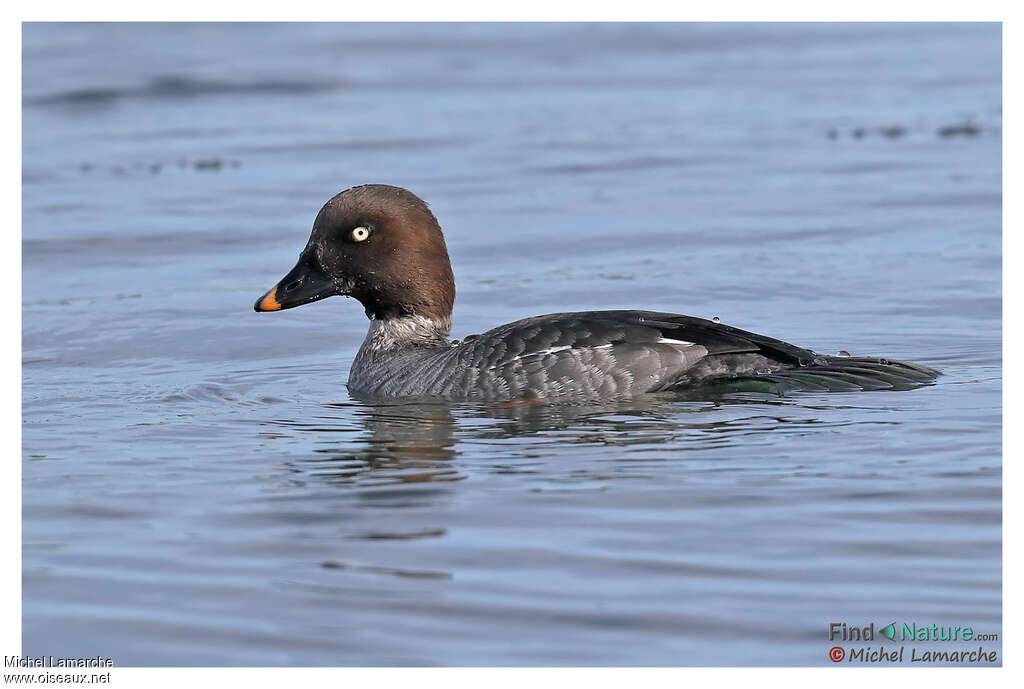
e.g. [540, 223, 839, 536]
[254, 184, 456, 325]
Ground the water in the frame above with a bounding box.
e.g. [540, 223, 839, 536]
[22, 23, 1001, 666]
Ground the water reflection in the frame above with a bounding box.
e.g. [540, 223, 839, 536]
[272, 390, 907, 490]
[281, 402, 462, 487]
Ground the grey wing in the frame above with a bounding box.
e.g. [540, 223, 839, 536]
[433, 310, 937, 400]
[453, 311, 713, 400]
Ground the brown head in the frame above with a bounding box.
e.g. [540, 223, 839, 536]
[254, 184, 456, 325]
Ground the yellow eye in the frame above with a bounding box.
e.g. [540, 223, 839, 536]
[350, 226, 370, 242]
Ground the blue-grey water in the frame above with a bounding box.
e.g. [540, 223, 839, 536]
[22, 23, 1001, 666]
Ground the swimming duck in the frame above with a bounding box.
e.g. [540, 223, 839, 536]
[255, 184, 938, 401]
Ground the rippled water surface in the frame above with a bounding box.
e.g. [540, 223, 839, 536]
[22, 23, 1001, 665]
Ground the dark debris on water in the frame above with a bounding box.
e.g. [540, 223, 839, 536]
[937, 121, 982, 137]
[827, 120, 986, 141]
[77, 157, 242, 176]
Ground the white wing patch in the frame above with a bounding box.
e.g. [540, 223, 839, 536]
[504, 340, 692, 369]
[493, 343, 615, 370]
[534, 343, 614, 356]
[535, 345, 572, 356]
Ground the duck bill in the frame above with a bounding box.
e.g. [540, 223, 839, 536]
[254, 254, 339, 312]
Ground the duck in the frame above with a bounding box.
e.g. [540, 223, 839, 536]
[254, 184, 938, 401]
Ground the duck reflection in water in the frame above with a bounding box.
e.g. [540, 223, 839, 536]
[290, 403, 462, 487]
[281, 387, 864, 489]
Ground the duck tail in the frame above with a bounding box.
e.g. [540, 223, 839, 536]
[750, 356, 940, 392]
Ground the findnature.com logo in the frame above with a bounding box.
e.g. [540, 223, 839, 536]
[826, 622, 999, 665]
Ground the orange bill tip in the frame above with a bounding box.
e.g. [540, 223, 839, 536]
[255, 285, 282, 312]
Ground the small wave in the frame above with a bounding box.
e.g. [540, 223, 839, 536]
[531, 155, 716, 176]
[26, 74, 338, 108]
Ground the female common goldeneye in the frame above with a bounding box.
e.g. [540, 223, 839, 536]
[254, 184, 938, 401]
